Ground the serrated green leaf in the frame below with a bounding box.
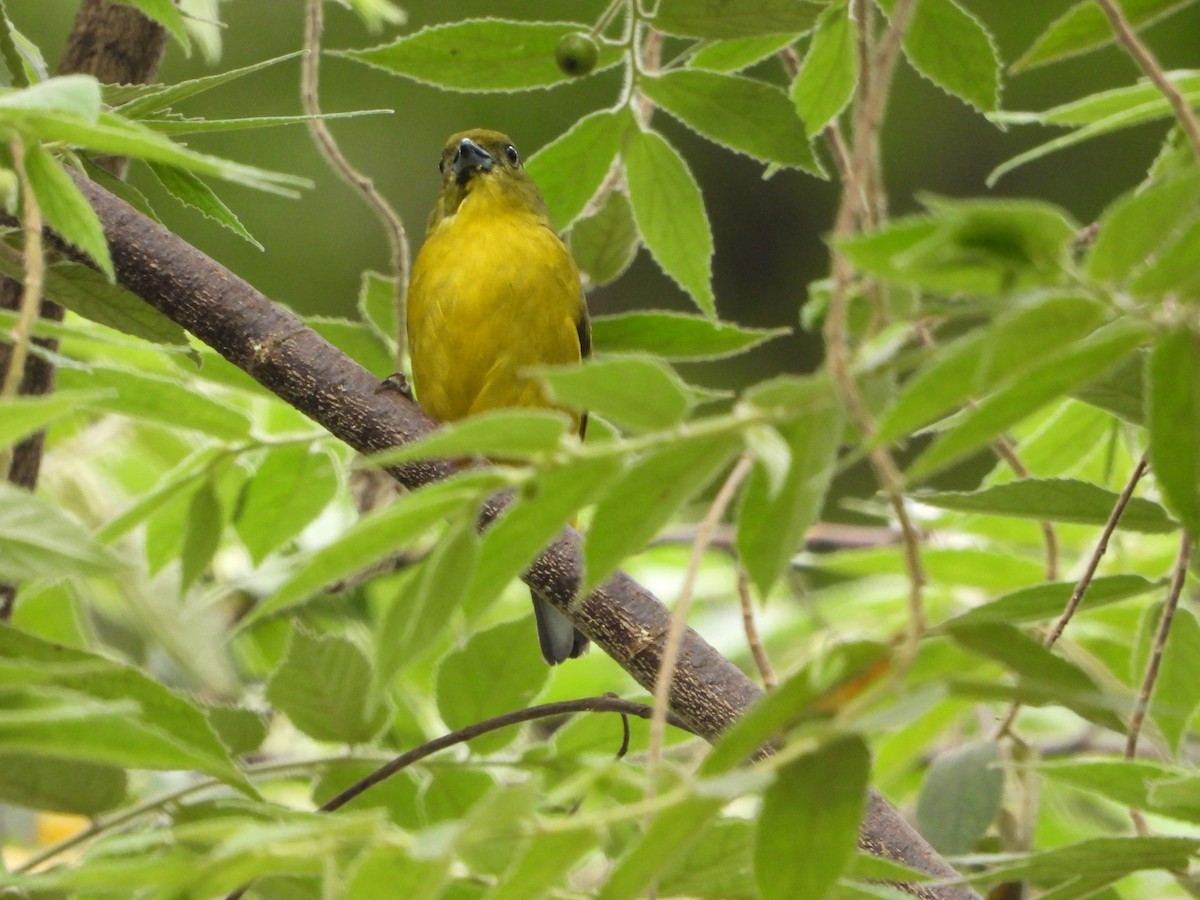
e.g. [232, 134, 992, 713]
[1148, 328, 1200, 534]
[148, 162, 262, 248]
[756, 735, 869, 900]
[657, 819, 756, 900]
[591, 310, 787, 360]
[541, 356, 695, 433]
[359, 270, 400, 352]
[527, 109, 632, 231]
[366, 408, 573, 467]
[690, 34, 797, 72]
[0, 390, 103, 451]
[1086, 169, 1200, 283]
[341, 19, 620, 91]
[0, 74, 100, 120]
[642, 69, 821, 172]
[266, 627, 388, 744]
[1129, 214, 1200, 299]
[22, 142, 113, 278]
[945, 574, 1164, 628]
[946, 620, 1124, 731]
[585, 434, 741, 592]
[1072, 350, 1146, 424]
[885, 0, 1000, 112]
[916, 741, 1003, 855]
[909, 320, 1152, 479]
[203, 703, 269, 756]
[111, 52, 304, 120]
[738, 391, 843, 596]
[143, 109, 390, 137]
[57, 367, 252, 439]
[791, 0, 857, 136]
[0, 753, 126, 815]
[436, 618, 548, 754]
[917, 478, 1177, 533]
[247, 470, 505, 624]
[110, 0, 190, 50]
[486, 824, 600, 900]
[1013, 0, 1198, 72]
[235, 445, 339, 564]
[0, 483, 118, 581]
[654, 0, 826, 38]
[624, 128, 714, 315]
[464, 455, 623, 618]
[600, 794, 725, 900]
[569, 188, 639, 288]
[962, 836, 1199, 885]
[877, 293, 1107, 444]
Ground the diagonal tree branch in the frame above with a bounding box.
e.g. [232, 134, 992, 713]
[65, 172, 978, 899]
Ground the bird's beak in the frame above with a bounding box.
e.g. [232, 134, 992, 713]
[452, 138, 494, 183]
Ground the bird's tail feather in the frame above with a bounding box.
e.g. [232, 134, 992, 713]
[532, 593, 588, 665]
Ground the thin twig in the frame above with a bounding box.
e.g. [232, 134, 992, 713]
[302, 0, 410, 361]
[993, 435, 1059, 581]
[738, 567, 777, 689]
[225, 696, 685, 900]
[992, 455, 1149, 740]
[646, 452, 755, 793]
[1093, 0, 1200, 161]
[1, 141, 45, 400]
[824, 0, 925, 664]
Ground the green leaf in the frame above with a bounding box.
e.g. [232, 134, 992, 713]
[359, 270, 400, 352]
[946, 620, 1124, 731]
[600, 794, 725, 900]
[436, 618, 548, 754]
[917, 478, 1177, 533]
[0, 483, 118, 581]
[1072, 350, 1146, 424]
[755, 735, 869, 900]
[341, 19, 620, 91]
[689, 34, 798, 72]
[0, 625, 252, 793]
[591, 310, 787, 360]
[235, 445, 339, 564]
[366, 409, 573, 467]
[1035, 758, 1184, 816]
[962, 836, 1199, 885]
[738, 391, 843, 596]
[309, 316, 395, 379]
[641, 69, 821, 173]
[946, 574, 1165, 628]
[890, 0, 1000, 112]
[0, 753, 126, 815]
[0, 74, 100, 120]
[540, 356, 695, 433]
[147, 162, 262, 249]
[347, 846, 452, 900]
[1086, 169, 1200, 283]
[624, 127, 715, 316]
[180, 477, 222, 591]
[916, 741, 1003, 855]
[1130, 214, 1200, 299]
[1013, 0, 1198, 72]
[487, 825, 600, 900]
[654, 0, 826, 38]
[909, 320, 1152, 479]
[0, 390, 102, 451]
[585, 434, 741, 592]
[109, 0, 190, 49]
[111, 52, 305, 120]
[464, 455, 623, 618]
[203, 703, 269, 756]
[791, 0, 857, 136]
[248, 470, 505, 624]
[141, 109, 390, 137]
[57, 367, 252, 439]
[265, 627, 388, 744]
[1148, 328, 1200, 534]
[877, 293, 1107, 444]
[526, 108, 632, 231]
[657, 819, 756, 900]
[1134, 604, 1200, 755]
[569, 189, 640, 288]
[22, 142, 113, 278]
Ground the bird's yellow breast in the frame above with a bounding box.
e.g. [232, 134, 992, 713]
[408, 180, 585, 425]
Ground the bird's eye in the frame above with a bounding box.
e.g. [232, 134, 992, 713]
[505, 145, 520, 166]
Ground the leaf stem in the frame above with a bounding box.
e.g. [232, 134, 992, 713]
[738, 566, 777, 689]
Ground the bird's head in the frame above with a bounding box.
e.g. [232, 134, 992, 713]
[429, 129, 548, 226]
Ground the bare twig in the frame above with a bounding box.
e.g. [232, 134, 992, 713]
[646, 452, 755, 789]
[738, 568, 777, 689]
[1093, 0, 1200, 160]
[302, 0, 410, 361]
[993, 455, 1149, 740]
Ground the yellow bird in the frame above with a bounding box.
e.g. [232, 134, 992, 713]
[407, 129, 590, 664]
